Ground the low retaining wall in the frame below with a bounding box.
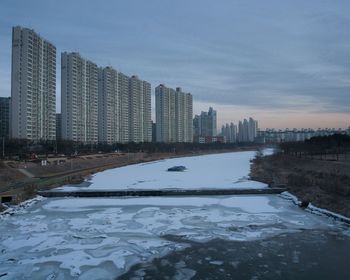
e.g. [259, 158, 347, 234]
[38, 187, 287, 198]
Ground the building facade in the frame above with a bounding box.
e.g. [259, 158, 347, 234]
[98, 67, 121, 144]
[193, 107, 217, 138]
[129, 76, 152, 143]
[98, 68, 151, 144]
[0, 97, 10, 139]
[221, 122, 237, 143]
[221, 117, 258, 143]
[11, 26, 56, 140]
[155, 84, 193, 143]
[142, 80, 152, 142]
[55, 113, 62, 141]
[236, 117, 258, 142]
[61, 52, 98, 143]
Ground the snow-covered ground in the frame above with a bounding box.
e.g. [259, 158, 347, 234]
[0, 195, 345, 279]
[56, 150, 268, 191]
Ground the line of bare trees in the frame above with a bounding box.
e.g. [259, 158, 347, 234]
[1, 139, 263, 160]
[279, 134, 350, 161]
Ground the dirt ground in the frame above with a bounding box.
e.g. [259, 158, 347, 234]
[250, 153, 350, 217]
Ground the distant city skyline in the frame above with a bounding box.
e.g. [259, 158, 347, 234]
[1, 0, 350, 129]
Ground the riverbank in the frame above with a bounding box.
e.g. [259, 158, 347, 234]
[0, 147, 256, 208]
[250, 153, 350, 217]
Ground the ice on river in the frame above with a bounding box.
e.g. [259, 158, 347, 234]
[2, 148, 345, 279]
[0, 195, 344, 279]
[56, 150, 268, 191]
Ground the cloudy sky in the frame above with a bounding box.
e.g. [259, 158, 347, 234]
[1, 0, 350, 129]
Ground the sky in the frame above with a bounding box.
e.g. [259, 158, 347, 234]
[1, 0, 350, 129]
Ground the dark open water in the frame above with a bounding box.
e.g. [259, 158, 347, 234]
[120, 230, 350, 280]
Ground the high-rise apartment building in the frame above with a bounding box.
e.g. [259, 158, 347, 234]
[98, 67, 122, 144]
[248, 117, 258, 142]
[98, 68, 151, 144]
[11, 26, 56, 140]
[61, 52, 98, 143]
[119, 72, 130, 143]
[193, 115, 201, 138]
[155, 84, 193, 143]
[129, 76, 152, 143]
[141, 79, 152, 142]
[237, 117, 258, 142]
[193, 107, 217, 138]
[221, 122, 237, 143]
[184, 92, 193, 142]
[0, 97, 10, 139]
[155, 84, 173, 143]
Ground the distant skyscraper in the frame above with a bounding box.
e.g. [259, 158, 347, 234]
[193, 115, 201, 137]
[248, 117, 258, 142]
[208, 107, 217, 136]
[243, 119, 249, 142]
[238, 121, 244, 142]
[11, 26, 56, 140]
[221, 122, 237, 143]
[155, 84, 193, 143]
[152, 121, 156, 142]
[237, 117, 258, 142]
[0, 97, 10, 139]
[61, 52, 98, 143]
[193, 107, 217, 137]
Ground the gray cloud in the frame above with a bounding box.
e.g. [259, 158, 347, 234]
[0, 0, 349, 118]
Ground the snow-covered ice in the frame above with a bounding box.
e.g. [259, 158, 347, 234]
[1, 148, 348, 279]
[56, 151, 268, 191]
[0, 195, 346, 279]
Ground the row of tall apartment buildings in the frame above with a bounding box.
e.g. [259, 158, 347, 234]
[61, 53, 152, 144]
[1, 26, 195, 144]
[221, 117, 258, 143]
[10, 26, 152, 144]
[192, 108, 259, 144]
[1, 26, 268, 145]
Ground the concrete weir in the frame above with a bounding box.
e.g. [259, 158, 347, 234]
[38, 187, 287, 198]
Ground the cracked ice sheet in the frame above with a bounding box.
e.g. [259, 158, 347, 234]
[0, 195, 343, 279]
[55, 151, 268, 191]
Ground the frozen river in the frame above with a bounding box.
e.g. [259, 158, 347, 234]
[55, 150, 269, 191]
[0, 150, 349, 279]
